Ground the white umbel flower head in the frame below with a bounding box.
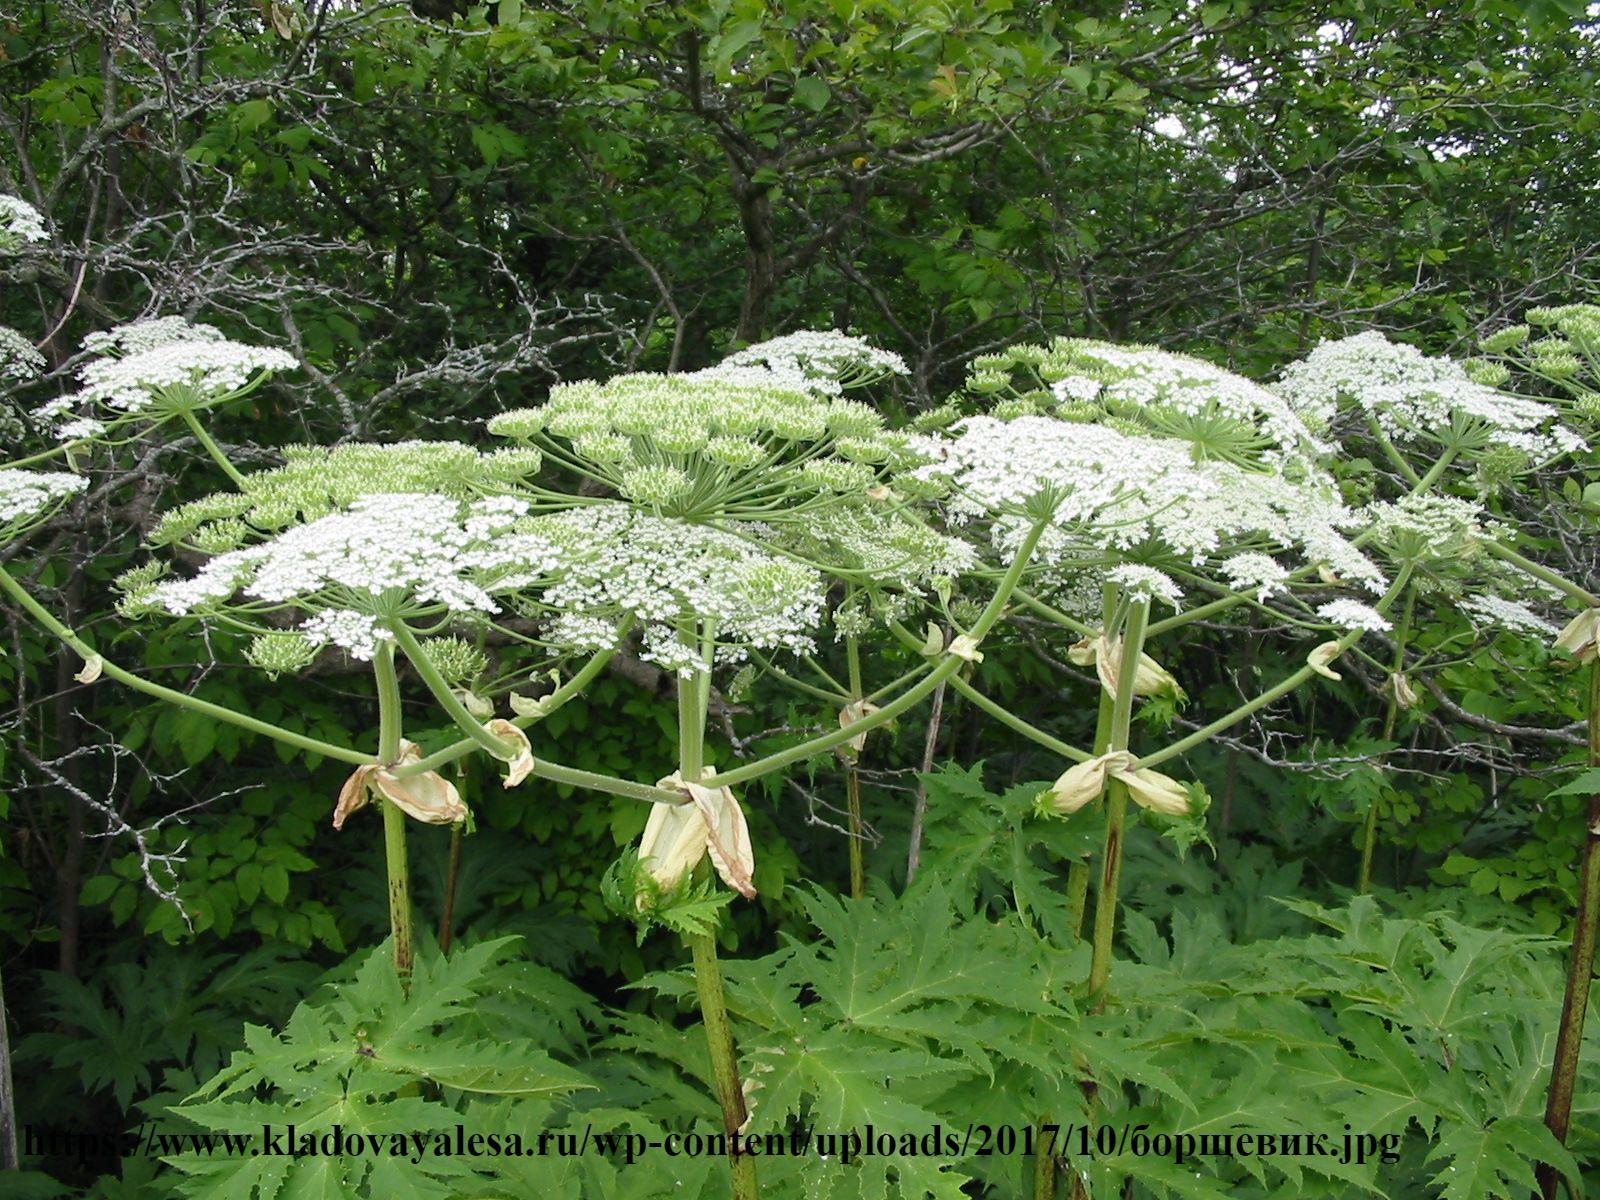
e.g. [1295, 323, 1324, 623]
[1460, 594, 1557, 637]
[1049, 339, 1328, 466]
[1316, 599, 1392, 633]
[0, 469, 86, 529]
[82, 317, 226, 358]
[0, 195, 48, 251]
[922, 415, 1384, 591]
[0, 326, 45, 382]
[522, 504, 828, 675]
[1105, 564, 1182, 608]
[1275, 331, 1582, 461]
[73, 335, 296, 415]
[702, 330, 909, 395]
[145, 493, 564, 657]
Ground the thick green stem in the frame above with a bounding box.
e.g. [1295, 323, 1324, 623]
[1068, 680, 1117, 942]
[1538, 660, 1600, 1200]
[689, 930, 759, 1199]
[1086, 600, 1150, 1006]
[845, 635, 865, 899]
[1032, 1128, 1057, 1200]
[1066, 583, 1122, 945]
[1483, 540, 1600, 607]
[438, 823, 463, 955]
[0, 564, 372, 765]
[677, 637, 759, 1200]
[178, 407, 247, 488]
[374, 642, 413, 980]
[1359, 582, 1415, 893]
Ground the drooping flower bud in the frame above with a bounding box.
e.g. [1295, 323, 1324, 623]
[1388, 672, 1418, 709]
[1119, 766, 1193, 816]
[1069, 632, 1183, 700]
[1045, 751, 1132, 815]
[1045, 751, 1195, 818]
[948, 633, 984, 662]
[455, 688, 495, 719]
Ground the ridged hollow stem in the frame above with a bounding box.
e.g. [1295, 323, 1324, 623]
[845, 633, 865, 899]
[1085, 599, 1150, 1007]
[373, 641, 413, 981]
[1067, 599, 1149, 1200]
[1358, 581, 1415, 893]
[177, 407, 247, 488]
[438, 762, 465, 957]
[0, 564, 373, 766]
[677, 629, 758, 1200]
[713, 516, 1051, 789]
[1483, 540, 1600, 607]
[1538, 660, 1600, 1200]
[1067, 583, 1120, 941]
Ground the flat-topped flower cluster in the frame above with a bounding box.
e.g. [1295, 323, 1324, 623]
[960, 336, 1325, 468]
[33, 318, 296, 439]
[919, 414, 1383, 602]
[0, 469, 87, 527]
[699, 330, 909, 395]
[521, 504, 827, 675]
[0, 194, 47, 250]
[140, 493, 563, 658]
[1275, 331, 1582, 461]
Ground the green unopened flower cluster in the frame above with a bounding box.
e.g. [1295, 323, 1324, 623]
[487, 372, 923, 521]
[959, 337, 1324, 468]
[151, 441, 542, 549]
[1481, 304, 1600, 420]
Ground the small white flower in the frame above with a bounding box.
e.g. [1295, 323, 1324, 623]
[1316, 599, 1392, 633]
[0, 325, 45, 381]
[1106, 564, 1182, 608]
[0, 195, 48, 249]
[0, 469, 87, 526]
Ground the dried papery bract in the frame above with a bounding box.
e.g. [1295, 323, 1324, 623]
[1046, 751, 1132, 815]
[333, 741, 468, 830]
[1069, 632, 1182, 700]
[1554, 609, 1600, 665]
[485, 719, 534, 787]
[1307, 642, 1344, 680]
[1045, 751, 1193, 818]
[837, 699, 882, 757]
[638, 774, 756, 901]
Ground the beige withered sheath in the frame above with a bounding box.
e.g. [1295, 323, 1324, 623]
[334, 739, 469, 829]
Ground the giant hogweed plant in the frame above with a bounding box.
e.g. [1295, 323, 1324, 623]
[1, 188, 1596, 1196]
[0, 292, 1031, 1194]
